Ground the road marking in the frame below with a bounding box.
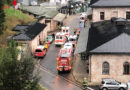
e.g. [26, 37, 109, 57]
[37, 64, 95, 90]
[87, 87, 94, 90]
[36, 63, 83, 89]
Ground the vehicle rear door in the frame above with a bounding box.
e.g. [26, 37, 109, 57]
[110, 82, 119, 90]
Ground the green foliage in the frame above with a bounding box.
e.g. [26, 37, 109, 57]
[0, 1, 5, 34]
[0, 40, 41, 90]
[2, 0, 14, 6]
[4, 8, 29, 19]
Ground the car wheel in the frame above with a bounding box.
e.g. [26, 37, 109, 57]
[102, 87, 108, 90]
[119, 88, 125, 90]
[58, 71, 61, 74]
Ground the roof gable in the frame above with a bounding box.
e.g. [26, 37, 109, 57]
[91, 0, 130, 7]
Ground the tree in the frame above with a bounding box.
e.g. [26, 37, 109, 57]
[0, 0, 5, 34]
[0, 40, 40, 90]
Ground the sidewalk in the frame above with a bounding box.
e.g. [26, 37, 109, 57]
[72, 20, 91, 85]
[72, 54, 88, 83]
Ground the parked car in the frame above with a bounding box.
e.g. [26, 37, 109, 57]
[127, 81, 130, 90]
[46, 35, 54, 44]
[34, 45, 47, 58]
[100, 79, 127, 90]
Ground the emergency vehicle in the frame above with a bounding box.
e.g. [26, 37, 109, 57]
[34, 45, 47, 58]
[61, 26, 70, 38]
[68, 35, 77, 49]
[55, 32, 67, 46]
[76, 27, 81, 38]
[80, 13, 87, 22]
[63, 42, 73, 52]
[57, 47, 72, 73]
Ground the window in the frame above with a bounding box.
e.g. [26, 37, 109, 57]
[102, 62, 109, 75]
[100, 12, 105, 20]
[45, 20, 51, 23]
[126, 12, 130, 19]
[123, 62, 130, 74]
[60, 36, 62, 39]
[56, 36, 59, 39]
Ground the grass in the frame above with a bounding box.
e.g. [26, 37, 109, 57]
[0, 7, 36, 47]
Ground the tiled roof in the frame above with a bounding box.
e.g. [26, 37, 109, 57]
[25, 23, 46, 39]
[20, 6, 58, 18]
[13, 23, 46, 41]
[13, 25, 29, 31]
[74, 26, 90, 54]
[87, 19, 130, 54]
[91, 0, 130, 7]
[90, 33, 130, 54]
[13, 33, 31, 41]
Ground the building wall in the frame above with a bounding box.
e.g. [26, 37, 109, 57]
[39, 18, 57, 32]
[92, 7, 130, 22]
[29, 35, 40, 53]
[50, 19, 57, 31]
[29, 24, 50, 53]
[89, 54, 130, 85]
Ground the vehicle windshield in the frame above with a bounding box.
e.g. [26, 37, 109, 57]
[60, 36, 62, 39]
[56, 36, 59, 39]
[35, 49, 42, 52]
[80, 17, 84, 19]
[47, 36, 52, 39]
[117, 81, 121, 84]
[69, 39, 75, 41]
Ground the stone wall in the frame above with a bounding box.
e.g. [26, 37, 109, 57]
[89, 54, 130, 85]
[92, 7, 130, 22]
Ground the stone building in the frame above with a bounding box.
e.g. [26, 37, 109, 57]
[87, 18, 130, 85]
[13, 23, 48, 53]
[91, 0, 130, 22]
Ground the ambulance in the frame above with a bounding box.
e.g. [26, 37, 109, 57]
[61, 26, 70, 38]
[80, 12, 87, 22]
[55, 32, 67, 46]
[68, 35, 77, 49]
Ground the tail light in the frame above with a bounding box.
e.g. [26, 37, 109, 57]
[68, 58, 71, 61]
[57, 57, 59, 61]
[69, 66, 71, 69]
[100, 84, 103, 87]
[57, 67, 59, 70]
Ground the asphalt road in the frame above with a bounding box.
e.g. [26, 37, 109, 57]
[38, 15, 84, 90]
[36, 64, 82, 90]
[38, 14, 101, 90]
[39, 43, 83, 90]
